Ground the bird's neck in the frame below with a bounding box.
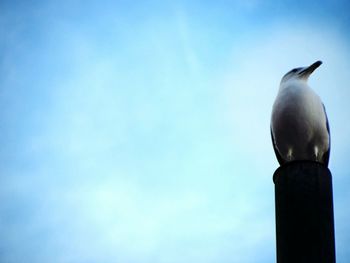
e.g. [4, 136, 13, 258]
[279, 79, 309, 92]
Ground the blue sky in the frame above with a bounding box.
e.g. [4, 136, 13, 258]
[1, 1, 350, 262]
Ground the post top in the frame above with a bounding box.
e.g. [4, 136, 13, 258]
[273, 160, 331, 184]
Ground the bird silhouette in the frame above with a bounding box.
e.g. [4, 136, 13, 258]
[271, 61, 330, 167]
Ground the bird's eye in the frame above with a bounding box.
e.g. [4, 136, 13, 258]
[291, 69, 298, 73]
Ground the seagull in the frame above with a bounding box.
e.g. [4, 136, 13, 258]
[271, 61, 330, 167]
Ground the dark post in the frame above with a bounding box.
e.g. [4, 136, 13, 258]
[273, 161, 336, 263]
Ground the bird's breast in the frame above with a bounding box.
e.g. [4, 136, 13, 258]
[271, 84, 328, 145]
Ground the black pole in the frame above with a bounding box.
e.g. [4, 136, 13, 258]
[273, 161, 336, 263]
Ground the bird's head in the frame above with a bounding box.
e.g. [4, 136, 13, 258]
[281, 60, 322, 84]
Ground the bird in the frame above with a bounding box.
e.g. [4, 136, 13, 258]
[270, 61, 330, 167]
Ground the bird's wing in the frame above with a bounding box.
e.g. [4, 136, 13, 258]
[322, 103, 331, 167]
[270, 126, 285, 166]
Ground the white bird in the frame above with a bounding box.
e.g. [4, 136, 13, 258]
[271, 61, 330, 166]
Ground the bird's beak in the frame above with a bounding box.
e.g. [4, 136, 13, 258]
[299, 60, 322, 78]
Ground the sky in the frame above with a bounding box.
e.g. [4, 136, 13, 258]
[1, 0, 350, 262]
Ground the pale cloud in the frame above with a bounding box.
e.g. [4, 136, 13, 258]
[175, 10, 201, 79]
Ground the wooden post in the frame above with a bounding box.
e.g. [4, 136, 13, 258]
[273, 161, 336, 263]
